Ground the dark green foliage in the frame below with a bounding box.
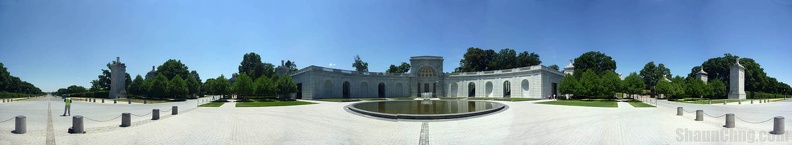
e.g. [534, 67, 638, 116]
[168, 75, 189, 100]
[708, 79, 727, 99]
[284, 60, 298, 73]
[276, 75, 297, 95]
[352, 55, 369, 72]
[687, 53, 791, 95]
[254, 76, 276, 97]
[232, 73, 255, 99]
[157, 59, 190, 80]
[639, 62, 671, 97]
[559, 74, 580, 95]
[455, 47, 541, 72]
[601, 71, 622, 99]
[573, 51, 617, 75]
[149, 73, 170, 99]
[386, 62, 411, 74]
[548, 64, 560, 72]
[686, 78, 710, 99]
[0, 63, 42, 94]
[128, 75, 145, 97]
[622, 72, 645, 98]
[239, 52, 275, 80]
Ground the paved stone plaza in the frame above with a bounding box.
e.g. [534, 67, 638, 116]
[1, 95, 790, 145]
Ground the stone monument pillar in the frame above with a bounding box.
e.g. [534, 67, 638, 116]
[563, 60, 575, 75]
[109, 57, 128, 99]
[696, 66, 708, 84]
[728, 58, 746, 100]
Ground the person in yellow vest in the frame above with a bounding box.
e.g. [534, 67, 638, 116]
[63, 97, 72, 116]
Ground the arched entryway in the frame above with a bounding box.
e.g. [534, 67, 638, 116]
[360, 82, 368, 98]
[503, 81, 511, 98]
[449, 83, 458, 97]
[343, 81, 350, 98]
[485, 81, 493, 97]
[378, 83, 386, 98]
[468, 82, 476, 97]
[324, 80, 333, 98]
[521, 79, 530, 97]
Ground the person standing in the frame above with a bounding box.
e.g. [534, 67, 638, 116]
[63, 97, 72, 116]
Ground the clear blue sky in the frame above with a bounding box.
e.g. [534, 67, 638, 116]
[1, 0, 791, 92]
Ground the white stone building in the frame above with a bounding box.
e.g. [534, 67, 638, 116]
[290, 56, 565, 99]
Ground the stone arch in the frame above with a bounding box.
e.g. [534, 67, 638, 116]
[449, 82, 458, 97]
[395, 83, 403, 97]
[468, 82, 476, 97]
[378, 82, 386, 98]
[485, 81, 493, 97]
[521, 79, 530, 97]
[343, 81, 350, 98]
[418, 66, 436, 77]
[323, 80, 333, 98]
[503, 80, 511, 98]
[360, 82, 369, 98]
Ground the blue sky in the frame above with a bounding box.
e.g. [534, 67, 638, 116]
[1, 0, 791, 92]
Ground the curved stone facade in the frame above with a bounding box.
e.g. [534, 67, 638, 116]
[290, 56, 564, 99]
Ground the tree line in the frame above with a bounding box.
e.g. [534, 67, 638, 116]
[0, 62, 43, 97]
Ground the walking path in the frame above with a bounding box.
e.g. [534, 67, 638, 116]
[617, 102, 635, 109]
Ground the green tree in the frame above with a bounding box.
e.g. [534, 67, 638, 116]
[128, 75, 145, 97]
[559, 74, 581, 96]
[186, 76, 200, 98]
[548, 64, 560, 72]
[386, 62, 411, 74]
[709, 79, 727, 99]
[573, 51, 617, 75]
[276, 75, 298, 98]
[516, 51, 541, 68]
[284, 60, 298, 73]
[639, 62, 670, 97]
[157, 59, 190, 80]
[232, 74, 255, 99]
[622, 72, 645, 99]
[238, 52, 274, 80]
[686, 78, 710, 99]
[202, 78, 215, 95]
[669, 76, 687, 99]
[0, 63, 42, 94]
[601, 71, 622, 99]
[352, 55, 369, 72]
[578, 69, 602, 98]
[168, 75, 189, 100]
[655, 79, 672, 98]
[215, 75, 230, 97]
[150, 73, 170, 99]
[190, 70, 202, 85]
[491, 48, 518, 70]
[254, 76, 276, 97]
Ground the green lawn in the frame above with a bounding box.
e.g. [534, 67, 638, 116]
[627, 101, 655, 107]
[536, 100, 618, 108]
[236, 100, 317, 107]
[198, 102, 224, 107]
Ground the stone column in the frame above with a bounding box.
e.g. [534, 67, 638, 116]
[728, 58, 746, 100]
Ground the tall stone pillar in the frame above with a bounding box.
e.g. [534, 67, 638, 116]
[109, 57, 128, 99]
[728, 58, 746, 100]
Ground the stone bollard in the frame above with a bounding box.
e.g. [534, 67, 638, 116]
[739, 100, 741, 105]
[172, 106, 178, 115]
[70, 115, 84, 134]
[114, 99, 117, 104]
[152, 109, 160, 120]
[695, 110, 704, 121]
[723, 100, 726, 105]
[751, 100, 753, 104]
[708, 99, 712, 105]
[724, 113, 735, 128]
[93, 98, 95, 102]
[771, 116, 785, 135]
[102, 99, 104, 103]
[128, 99, 131, 104]
[121, 113, 131, 127]
[677, 107, 683, 116]
[144, 99, 147, 104]
[14, 115, 26, 134]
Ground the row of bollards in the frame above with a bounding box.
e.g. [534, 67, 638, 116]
[677, 107, 785, 135]
[68, 106, 178, 134]
[3, 98, 14, 102]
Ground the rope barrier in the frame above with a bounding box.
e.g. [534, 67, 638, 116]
[735, 117, 774, 124]
[160, 109, 172, 112]
[84, 115, 122, 122]
[682, 109, 696, 113]
[0, 117, 15, 124]
[131, 112, 152, 117]
[703, 112, 725, 118]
